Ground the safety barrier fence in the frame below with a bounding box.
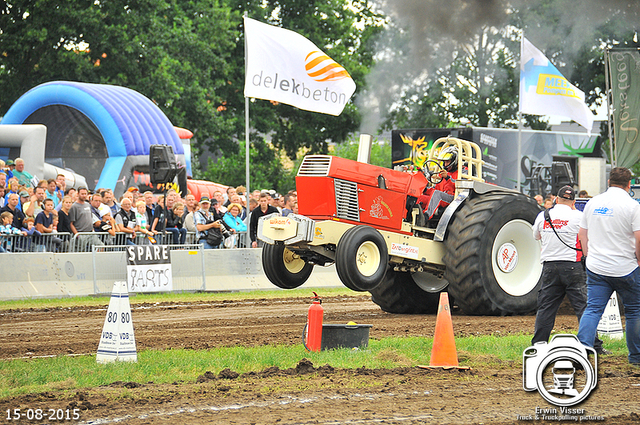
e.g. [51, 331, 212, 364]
[0, 245, 341, 300]
[0, 230, 249, 253]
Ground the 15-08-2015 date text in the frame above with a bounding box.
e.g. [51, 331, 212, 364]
[6, 408, 81, 421]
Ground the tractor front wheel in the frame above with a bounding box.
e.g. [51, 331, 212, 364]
[335, 225, 388, 291]
[262, 243, 314, 289]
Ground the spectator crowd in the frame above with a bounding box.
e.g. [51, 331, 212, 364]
[0, 156, 298, 252]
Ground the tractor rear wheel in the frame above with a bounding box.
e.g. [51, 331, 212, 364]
[443, 192, 543, 315]
[335, 225, 388, 291]
[370, 268, 443, 314]
[262, 243, 314, 289]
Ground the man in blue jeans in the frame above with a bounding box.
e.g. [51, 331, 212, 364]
[577, 167, 640, 366]
[531, 186, 606, 354]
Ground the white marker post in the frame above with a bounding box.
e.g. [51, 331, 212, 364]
[96, 281, 137, 363]
[597, 292, 624, 340]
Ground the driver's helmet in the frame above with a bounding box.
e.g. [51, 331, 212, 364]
[437, 146, 458, 173]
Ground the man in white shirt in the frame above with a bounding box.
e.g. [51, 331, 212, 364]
[577, 167, 640, 366]
[531, 186, 606, 353]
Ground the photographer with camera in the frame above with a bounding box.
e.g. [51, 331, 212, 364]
[532, 185, 608, 354]
[195, 196, 230, 249]
[577, 167, 640, 366]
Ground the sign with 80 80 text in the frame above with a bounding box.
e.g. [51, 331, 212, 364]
[126, 245, 173, 292]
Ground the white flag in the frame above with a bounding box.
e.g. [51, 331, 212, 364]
[519, 37, 594, 131]
[244, 16, 356, 116]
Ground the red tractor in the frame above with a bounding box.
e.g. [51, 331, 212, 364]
[258, 137, 543, 315]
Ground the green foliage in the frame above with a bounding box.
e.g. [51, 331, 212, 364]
[0, 0, 241, 153]
[200, 139, 296, 193]
[331, 137, 392, 168]
[377, 0, 640, 149]
[379, 23, 551, 132]
[0, 0, 384, 189]
[5, 0, 640, 181]
[235, 0, 385, 159]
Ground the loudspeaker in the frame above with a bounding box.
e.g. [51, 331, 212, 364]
[149, 145, 177, 185]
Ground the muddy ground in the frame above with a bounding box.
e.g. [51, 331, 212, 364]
[1, 294, 639, 424]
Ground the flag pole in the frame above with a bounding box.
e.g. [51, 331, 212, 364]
[517, 111, 522, 192]
[604, 48, 616, 167]
[244, 13, 251, 201]
[517, 33, 524, 193]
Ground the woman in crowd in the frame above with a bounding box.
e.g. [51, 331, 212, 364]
[223, 203, 246, 248]
[56, 195, 73, 234]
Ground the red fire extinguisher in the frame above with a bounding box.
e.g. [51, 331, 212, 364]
[304, 292, 323, 352]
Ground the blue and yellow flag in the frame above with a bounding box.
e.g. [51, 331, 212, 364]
[519, 37, 594, 131]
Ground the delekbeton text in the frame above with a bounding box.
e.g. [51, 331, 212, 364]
[251, 72, 348, 105]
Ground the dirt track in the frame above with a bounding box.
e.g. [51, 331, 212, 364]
[1, 294, 639, 424]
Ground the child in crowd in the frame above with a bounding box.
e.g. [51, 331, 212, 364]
[0, 211, 26, 252]
[22, 217, 42, 237]
[135, 200, 156, 243]
[35, 198, 62, 251]
[0, 211, 25, 235]
[97, 210, 117, 238]
[21, 217, 42, 251]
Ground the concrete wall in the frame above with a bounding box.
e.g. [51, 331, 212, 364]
[0, 248, 343, 300]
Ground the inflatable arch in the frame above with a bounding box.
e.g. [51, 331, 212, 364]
[1, 81, 185, 195]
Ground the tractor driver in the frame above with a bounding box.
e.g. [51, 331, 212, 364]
[417, 146, 458, 220]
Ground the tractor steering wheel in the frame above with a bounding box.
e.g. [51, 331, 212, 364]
[423, 160, 444, 185]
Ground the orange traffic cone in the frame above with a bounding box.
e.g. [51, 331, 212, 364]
[428, 292, 459, 367]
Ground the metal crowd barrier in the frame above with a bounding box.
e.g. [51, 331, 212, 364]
[0, 229, 249, 253]
[0, 232, 71, 253]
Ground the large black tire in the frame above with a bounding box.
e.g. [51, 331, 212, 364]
[335, 225, 388, 292]
[443, 192, 543, 315]
[262, 244, 314, 289]
[370, 268, 443, 314]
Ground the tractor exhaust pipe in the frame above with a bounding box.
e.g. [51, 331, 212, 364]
[357, 133, 373, 164]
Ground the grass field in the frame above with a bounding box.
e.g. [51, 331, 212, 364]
[0, 287, 355, 311]
[0, 334, 629, 399]
[0, 289, 629, 401]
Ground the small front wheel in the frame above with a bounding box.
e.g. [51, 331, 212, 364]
[335, 226, 388, 291]
[262, 244, 314, 289]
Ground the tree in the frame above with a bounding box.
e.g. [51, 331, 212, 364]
[1, 0, 383, 188]
[377, 21, 550, 132]
[201, 138, 296, 193]
[224, 0, 385, 159]
[374, 0, 640, 134]
[331, 137, 392, 168]
[0, 0, 241, 154]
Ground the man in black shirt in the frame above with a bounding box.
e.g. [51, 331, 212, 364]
[0, 193, 25, 229]
[250, 192, 279, 248]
